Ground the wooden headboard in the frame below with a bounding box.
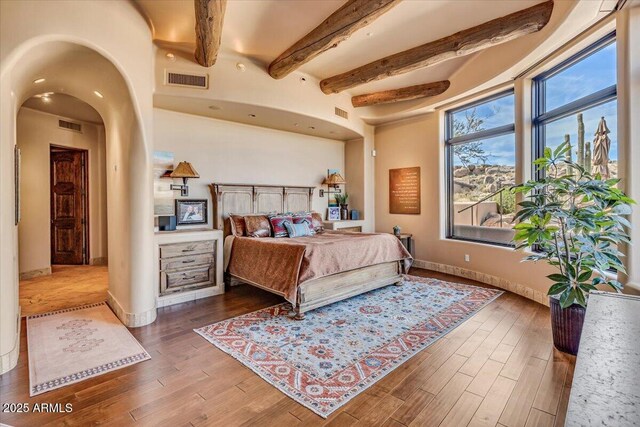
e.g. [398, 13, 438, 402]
[209, 183, 315, 232]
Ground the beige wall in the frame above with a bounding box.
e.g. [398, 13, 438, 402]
[17, 108, 107, 274]
[153, 108, 345, 222]
[374, 113, 556, 297]
[1, 0, 156, 374]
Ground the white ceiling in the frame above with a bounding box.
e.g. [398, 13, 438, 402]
[136, 0, 541, 96]
[154, 94, 361, 140]
[22, 93, 103, 124]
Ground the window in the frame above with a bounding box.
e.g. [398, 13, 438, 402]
[533, 33, 617, 179]
[445, 90, 516, 246]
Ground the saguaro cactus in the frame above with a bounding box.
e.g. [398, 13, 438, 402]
[577, 113, 585, 167]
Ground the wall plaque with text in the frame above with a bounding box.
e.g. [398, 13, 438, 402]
[389, 167, 420, 214]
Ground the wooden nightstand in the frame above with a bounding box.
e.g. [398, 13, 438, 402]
[393, 233, 414, 257]
[154, 228, 224, 307]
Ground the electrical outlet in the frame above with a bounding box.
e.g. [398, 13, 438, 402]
[464, 254, 470, 262]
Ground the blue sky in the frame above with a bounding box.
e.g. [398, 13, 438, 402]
[452, 42, 617, 167]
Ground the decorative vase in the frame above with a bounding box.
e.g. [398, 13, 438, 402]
[393, 225, 401, 236]
[549, 296, 586, 355]
[340, 204, 349, 220]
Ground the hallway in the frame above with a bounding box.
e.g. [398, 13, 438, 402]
[19, 265, 108, 316]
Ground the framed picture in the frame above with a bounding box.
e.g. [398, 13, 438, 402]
[327, 206, 341, 221]
[176, 199, 208, 225]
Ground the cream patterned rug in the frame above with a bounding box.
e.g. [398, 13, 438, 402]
[27, 302, 150, 396]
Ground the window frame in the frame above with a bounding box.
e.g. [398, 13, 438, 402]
[445, 89, 516, 247]
[532, 31, 617, 180]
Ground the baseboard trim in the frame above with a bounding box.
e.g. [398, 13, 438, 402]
[0, 306, 21, 375]
[107, 291, 157, 327]
[89, 257, 108, 266]
[412, 259, 549, 307]
[19, 267, 51, 280]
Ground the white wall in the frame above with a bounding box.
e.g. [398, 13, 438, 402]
[154, 108, 345, 221]
[17, 108, 108, 275]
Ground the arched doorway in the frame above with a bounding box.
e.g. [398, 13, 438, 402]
[17, 93, 109, 315]
[1, 40, 156, 374]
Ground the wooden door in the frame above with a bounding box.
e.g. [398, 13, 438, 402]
[50, 149, 87, 265]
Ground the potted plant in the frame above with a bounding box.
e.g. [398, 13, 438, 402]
[335, 193, 349, 220]
[512, 143, 633, 355]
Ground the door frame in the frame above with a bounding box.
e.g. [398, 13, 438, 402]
[50, 144, 90, 265]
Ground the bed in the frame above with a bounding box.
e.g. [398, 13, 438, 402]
[210, 183, 412, 319]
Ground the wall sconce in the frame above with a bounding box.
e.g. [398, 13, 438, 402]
[170, 161, 200, 196]
[319, 172, 346, 202]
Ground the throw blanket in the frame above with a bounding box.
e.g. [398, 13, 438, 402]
[227, 231, 412, 303]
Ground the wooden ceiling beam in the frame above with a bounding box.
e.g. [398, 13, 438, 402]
[268, 0, 401, 79]
[194, 0, 227, 67]
[321, 1, 554, 94]
[351, 80, 450, 107]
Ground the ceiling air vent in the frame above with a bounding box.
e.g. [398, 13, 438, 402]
[58, 119, 82, 133]
[165, 70, 209, 89]
[334, 107, 348, 120]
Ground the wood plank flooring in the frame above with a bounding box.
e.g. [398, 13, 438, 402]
[19, 265, 108, 317]
[0, 269, 575, 427]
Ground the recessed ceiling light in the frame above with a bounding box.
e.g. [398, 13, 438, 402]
[367, 32, 373, 37]
[248, 113, 256, 118]
[94, 90, 103, 98]
[236, 62, 246, 72]
[33, 78, 46, 84]
[166, 52, 176, 61]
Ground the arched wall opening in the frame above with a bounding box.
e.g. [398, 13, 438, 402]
[1, 39, 156, 374]
[17, 93, 109, 313]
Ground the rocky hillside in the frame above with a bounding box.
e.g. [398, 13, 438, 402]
[453, 164, 515, 202]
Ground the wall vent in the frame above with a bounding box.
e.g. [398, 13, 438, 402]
[334, 107, 349, 120]
[165, 70, 209, 89]
[58, 119, 82, 133]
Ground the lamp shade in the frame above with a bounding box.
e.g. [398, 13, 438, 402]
[322, 173, 346, 186]
[170, 161, 200, 179]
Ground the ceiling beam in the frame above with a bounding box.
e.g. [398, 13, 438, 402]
[351, 80, 450, 107]
[320, 0, 554, 94]
[194, 0, 227, 67]
[268, 0, 401, 79]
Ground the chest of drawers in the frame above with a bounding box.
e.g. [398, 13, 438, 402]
[155, 229, 224, 304]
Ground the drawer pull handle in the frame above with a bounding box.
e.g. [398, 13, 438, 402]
[182, 275, 197, 280]
[182, 249, 195, 252]
[182, 260, 196, 264]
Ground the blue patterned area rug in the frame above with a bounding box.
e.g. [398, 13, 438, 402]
[27, 302, 150, 396]
[194, 275, 502, 418]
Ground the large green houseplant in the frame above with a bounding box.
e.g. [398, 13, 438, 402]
[512, 142, 633, 354]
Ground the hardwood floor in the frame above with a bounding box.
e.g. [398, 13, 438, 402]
[19, 265, 109, 317]
[1, 269, 575, 427]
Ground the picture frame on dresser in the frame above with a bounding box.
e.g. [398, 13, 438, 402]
[176, 199, 208, 225]
[327, 206, 340, 220]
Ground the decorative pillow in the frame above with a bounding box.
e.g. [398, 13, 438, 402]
[268, 214, 293, 238]
[244, 215, 271, 238]
[293, 213, 316, 235]
[310, 212, 324, 233]
[229, 214, 246, 237]
[284, 221, 313, 238]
